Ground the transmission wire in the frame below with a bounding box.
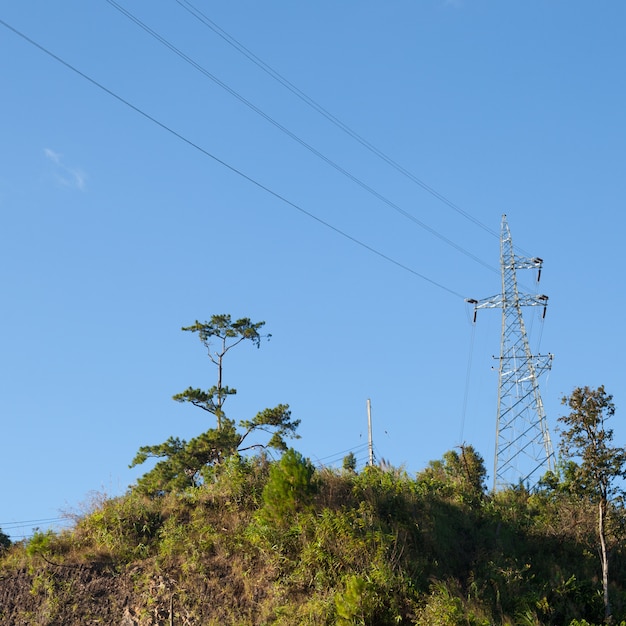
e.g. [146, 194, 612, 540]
[103, 0, 499, 275]
[0, 17, 465, 300]
[177, 0, 546, 262]
[175, 0, 499, 239]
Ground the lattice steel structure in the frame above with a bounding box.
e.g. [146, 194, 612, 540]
[468, 215, 555, 491]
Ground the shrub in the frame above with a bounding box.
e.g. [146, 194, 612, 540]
[260, 449, 317, 525]
[75, 491, 163, 562]
[0, 528, 10, 551]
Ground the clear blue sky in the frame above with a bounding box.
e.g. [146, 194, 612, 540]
[1, 1, 624, 540]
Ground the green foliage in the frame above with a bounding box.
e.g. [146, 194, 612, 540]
[172, 384, 236, 420]
[131, 422, 241, 494]
[415, 581, 467, 626]
[75, 491, 163, 562]
[416, 444, 487, 504]
[175, 315, 269, 429]
[182, 315, 268, 348]
[5, 441, 626, 624]
[260, 448, 316, 525]
[342, 452, 357, 472]
[203, 453, 270, 510]
[558, 386, 626, 502]
[0, 527, 10, 551]
[238, 404, 300, 453]
[131, 315, 299, 496]
[558, 385, 626, 620]
[334, 574, 377, 625]
[26, 530, 55, 559]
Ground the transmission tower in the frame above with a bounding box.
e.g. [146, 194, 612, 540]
[468, 214, 555, 491]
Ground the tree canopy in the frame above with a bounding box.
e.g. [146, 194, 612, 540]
[130, 316, 299, 495]
[417, 444, 487, 504]
[0, 528, 10, 551]
[172, 315, 270, 429]
[558, 385, 626, 621]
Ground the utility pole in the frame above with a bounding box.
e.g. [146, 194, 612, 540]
[468, 215, 555, 491]
[367, 398, 374, 467]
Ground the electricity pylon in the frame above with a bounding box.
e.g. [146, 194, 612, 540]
[468, 215, 555, 491]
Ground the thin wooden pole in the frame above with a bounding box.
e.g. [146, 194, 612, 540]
[367, 399, 374, 466]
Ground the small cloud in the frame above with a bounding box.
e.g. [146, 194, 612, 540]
[43, 148, 62, 164]
[43, 148, 87, 191]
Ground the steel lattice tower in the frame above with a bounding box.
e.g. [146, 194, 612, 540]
[468, 215, 555, 491]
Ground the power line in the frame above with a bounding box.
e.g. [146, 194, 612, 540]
[1, 517, 72, 541]
[0, 517, 68, 529]
[103, 0, 499, 276]
[0, 18, 465, 300]
[175, 0, 500, 240]
[175, 0, 540, 262]
[314, 443, 370, 466]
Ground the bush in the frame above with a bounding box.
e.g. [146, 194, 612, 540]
[260, 449, 317, 525]
[0, 527, 11, 551]
[335, 574, 377, 625]
[75, 491, 163, 562]
[26, 530, 55, 559]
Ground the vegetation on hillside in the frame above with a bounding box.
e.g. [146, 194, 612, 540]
[1, 316, 625, 625]
[2, 447, 626, 625]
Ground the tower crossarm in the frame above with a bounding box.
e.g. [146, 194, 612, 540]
[507, 255, 543, 272]
[497, 353, 553, 377]
[466, 293, 549, 321]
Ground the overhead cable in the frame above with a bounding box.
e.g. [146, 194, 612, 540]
[0, 18, 465, 300]
[104, 0, 498, 275]
[0, 517, 68, 529]
[175, 0, 541, 261]
[175, 0, 499, 238]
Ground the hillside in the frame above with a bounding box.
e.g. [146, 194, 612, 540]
[1, 449, 625, 626]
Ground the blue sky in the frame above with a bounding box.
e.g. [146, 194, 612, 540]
[1, 1, 624, 540]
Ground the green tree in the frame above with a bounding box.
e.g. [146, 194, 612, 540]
[131, 316, 300, 495]
[0, 527, 10, 551]
[261, 448, 317, 524]
[342, 451, 357, 473]
[418, 445, 487, 503]
[558, 385, 626, 622]
[172, 315, 269, 429]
